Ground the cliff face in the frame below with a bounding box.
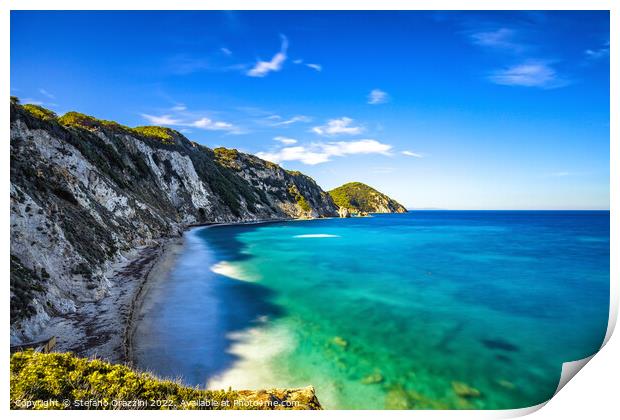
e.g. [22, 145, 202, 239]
[329, 182, 408, 214]
[10, 102, 338, 342]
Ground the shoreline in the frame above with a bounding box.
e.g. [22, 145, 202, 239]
[124, 236, 185, 365]
[31, 216, 332, 365]
[32, 236, 183, 364]
[126, 217, 316, 365]
[39, 216, 316, 364]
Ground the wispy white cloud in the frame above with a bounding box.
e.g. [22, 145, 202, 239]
[257, 139, 392, 165]
[322, 139, 391, 156]
[292, 58, 322, 72]
[191, 117, 238, 132]
[585, 41, 609, 60]
[167, 55, 212, 75]
[140, 113, 242, 134]
[141, 114, 183, 125]
[488, 61, 568, 89]
[274, 136, 298, 145]
[465, 24, 576, 89]
[312, 117, 364, 136]
[368, 89, 389, 105]
[549, 171, 572, 177]
[171, 104, 187, 112]
[166, 54, 247, 75]
[470, 28, 524, 52]
[271, 115, 312, 126]
[402, 150, 423, 158]
[247, 35, 288, 77]
[220, 47, 232, 56]
[306, 63, 322, 72]
[39, 88, 55, 99]
[258, 146, 328, 165]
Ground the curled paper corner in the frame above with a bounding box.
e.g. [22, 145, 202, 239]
[552, 307, 616, 397]
[548, 308, 618, 399]
[550, 298, 619, 394]
[602, 298, 618, 347]
[554, 354, 596, 396]
[519, 310, 618, 416]
[491, 355, 598, 418]
[493, 402, 547, 418]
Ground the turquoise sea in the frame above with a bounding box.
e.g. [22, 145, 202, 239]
[133, 211, 609, 409]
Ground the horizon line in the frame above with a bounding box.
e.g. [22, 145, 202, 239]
[405, 208, 610, 211]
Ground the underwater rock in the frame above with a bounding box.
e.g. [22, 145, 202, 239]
[361, 371, 384, 384]
[497, 379, 516, 390]
[331, 336, 348, 348]
[385, 387, 411, 409]
[385, 386, 449, 409]
[495, 354, 512, 363]
[452, 381, 481, 398]
[481, 338, 519, 352]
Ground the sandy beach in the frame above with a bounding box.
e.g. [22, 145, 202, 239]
[37, 236, 184, 364]
[39, 218, 297, 365]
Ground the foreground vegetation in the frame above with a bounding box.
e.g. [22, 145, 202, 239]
[10, 351, 321, 410]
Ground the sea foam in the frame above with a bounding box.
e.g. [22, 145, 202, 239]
[210, 261, 260, 282]
[206, 322, 295, 390]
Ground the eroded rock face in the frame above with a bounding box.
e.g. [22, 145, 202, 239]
[10, 103, 338, 342]
[338, 207, 351, 218]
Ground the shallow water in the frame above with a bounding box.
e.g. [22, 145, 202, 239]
[133, 211, 609, 409]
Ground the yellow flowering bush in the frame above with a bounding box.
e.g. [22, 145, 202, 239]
[10, 351, 257, 410]
[22, 104, 57, 121]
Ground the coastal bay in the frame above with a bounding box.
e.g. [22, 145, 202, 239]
[9, 9, 610, 412]
[133, 211, 610, 409]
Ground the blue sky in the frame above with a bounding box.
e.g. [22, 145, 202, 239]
[11, 11, 610, 209]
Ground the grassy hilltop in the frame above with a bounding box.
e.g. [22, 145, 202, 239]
[329, 182, 407, 214]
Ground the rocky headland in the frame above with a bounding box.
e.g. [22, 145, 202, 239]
[329, 181, 408, 215]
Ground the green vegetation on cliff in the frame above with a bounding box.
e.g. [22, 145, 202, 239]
[22, 104, 57, 121]
[213, 147, 240, 169]
[54, 110, 178, 145]
[10, 99, 266, 218]
[329, 182, 407, 214]
[132, 126, 177, 144]
[288, 184, 312, 212]
[10, 256, 46, 325]
[10, 96, 337, 233]
[11, 351, 321, 410]
[58, 111, 131, 132]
